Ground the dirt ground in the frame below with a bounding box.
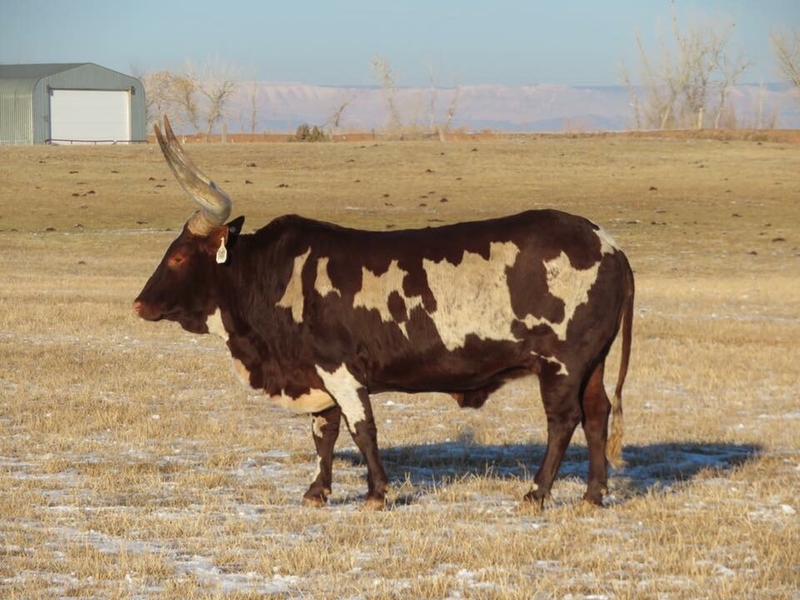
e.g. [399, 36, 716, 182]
[0, 134, 798, 598]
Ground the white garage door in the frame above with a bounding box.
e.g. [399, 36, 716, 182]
[49, 89, 130, 144]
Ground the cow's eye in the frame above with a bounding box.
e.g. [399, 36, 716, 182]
[169, 253, 185, 267]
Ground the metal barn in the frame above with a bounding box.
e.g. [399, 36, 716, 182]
[0, 63, 146, 145]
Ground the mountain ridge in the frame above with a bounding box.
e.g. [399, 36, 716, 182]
[221, 81, 799, 133]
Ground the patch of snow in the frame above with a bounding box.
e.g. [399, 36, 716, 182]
[758, 411, 800, 420]
[265, 449, 291, 459]
[174, 553, 300, 595]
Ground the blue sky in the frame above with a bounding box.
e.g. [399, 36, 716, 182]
[1, 1, 797, 87]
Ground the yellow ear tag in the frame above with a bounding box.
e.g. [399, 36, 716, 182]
[216, 237, 228, 264]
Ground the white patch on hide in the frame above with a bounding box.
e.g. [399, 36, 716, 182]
[277, 249, 311, 322]
[353, 260, 424, 337]
[312, 414, 328, 439]
[315, 364, 367, 432]
[268, 389, 336, 414]
[315, 257, 340, 298]
[531, 352, 569, 376]
[423, 242, 520, 350]
[519, 251, 601, 340]
[312, 456, 322, 484]
[206, 308, 228, 341]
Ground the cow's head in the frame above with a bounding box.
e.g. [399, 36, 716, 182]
[133, 116, 242, 334]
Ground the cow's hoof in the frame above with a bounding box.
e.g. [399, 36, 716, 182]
[363, 495, 386, 511]
[582, 493, 605, 508]
[302, 492, 328, 508]
[521, 487, 548, 511]
[582, 483, 606, 507]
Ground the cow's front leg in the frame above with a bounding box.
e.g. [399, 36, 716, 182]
[316, 365, 388, 510]
[303, 404, 342, 507]
[346, 388, 389, 510]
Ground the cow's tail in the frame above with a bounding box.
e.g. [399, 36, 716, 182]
[606, 254, 634, 469]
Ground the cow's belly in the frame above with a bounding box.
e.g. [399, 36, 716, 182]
[368, 347, 537, 394]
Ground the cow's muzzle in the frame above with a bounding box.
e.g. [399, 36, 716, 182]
[133, 299, 161, 321]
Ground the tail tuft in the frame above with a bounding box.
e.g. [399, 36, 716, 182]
[606, 392, 625, 469]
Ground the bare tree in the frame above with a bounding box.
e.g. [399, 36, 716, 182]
[247, 79, 260, 135]
[138, 70, 170, 128]
[623, 22, 692, 129]
[370, 56, 402, 134]
[138, 70, 199, 132]
[440, 85, 461, 140]
[426, 64, 461, 140]
[620, 67, 642, 130]
[327, 91, 357, 135]
[622, 12, 750, 130]
[369, 56, 461, 139]
[171, 74, 200, 132]
[739, 81, 779, 129]
[186, 57, 240, 141]
[427, 64, 438, 133]
[771, 28, 800, 102]
[713, 48, 750, 129]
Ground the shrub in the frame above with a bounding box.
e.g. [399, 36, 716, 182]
[292, 124, 329, 142]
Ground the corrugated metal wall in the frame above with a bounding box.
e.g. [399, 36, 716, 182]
[0, 78, 35, 145]
[0, 63, 146, 145]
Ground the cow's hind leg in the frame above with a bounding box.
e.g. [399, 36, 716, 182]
[581, 361, 610, 506]
[303, 404, 342, 507]
[524, 372, 582, 508]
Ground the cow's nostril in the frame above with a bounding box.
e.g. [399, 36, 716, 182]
[133, 299, 163, 322]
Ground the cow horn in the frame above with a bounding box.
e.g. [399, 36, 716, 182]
[154, 115, 232, 236]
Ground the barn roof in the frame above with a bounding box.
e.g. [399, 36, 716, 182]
[0, 63, 97, 98]
[0, 63, 90, 80]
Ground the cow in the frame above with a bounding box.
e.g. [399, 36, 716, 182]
[134, 116, 634, 510]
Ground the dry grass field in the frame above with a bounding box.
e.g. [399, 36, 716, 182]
[0, 133, 798, 599]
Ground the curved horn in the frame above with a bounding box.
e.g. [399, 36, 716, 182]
[154, 115, 232, 235]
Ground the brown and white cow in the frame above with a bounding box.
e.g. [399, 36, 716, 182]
[134, 116, 634, 510]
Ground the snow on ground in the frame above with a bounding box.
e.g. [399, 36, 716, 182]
[3, 409, 797, 599]
[2, 327, 798, 598]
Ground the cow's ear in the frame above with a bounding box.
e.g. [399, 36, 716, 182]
[206, 226, 229, 264]
[206, 216, 245, 264]
[226, 216, 246, 240]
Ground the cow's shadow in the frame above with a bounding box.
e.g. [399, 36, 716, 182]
[334, 434, 762, 506]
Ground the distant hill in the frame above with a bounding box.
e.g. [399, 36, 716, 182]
[224, 82, 799, 133]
